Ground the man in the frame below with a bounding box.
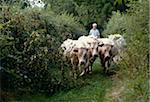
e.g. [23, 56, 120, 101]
[89, 23, 100, 39]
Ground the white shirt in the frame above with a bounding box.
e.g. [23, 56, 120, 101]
[89, 29, 100, 38]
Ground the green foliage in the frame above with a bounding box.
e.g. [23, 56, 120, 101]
[44, 0, 77, 15]
[0, 4, 86, 100]
[75, 0, 114, 28]
[103, 0, 149, 101]
[15, 60, 113, 102]
[1, 0, 149, 101]
[114, 0, 128, 5]
[102, 11, 127, 35]
[114, 0, 138, 5]
[44, 0, 115, 30]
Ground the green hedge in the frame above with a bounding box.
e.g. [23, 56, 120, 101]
[103, 0, 149, 102]
[0, 4, 86, 98]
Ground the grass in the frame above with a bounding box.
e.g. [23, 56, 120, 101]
[17, 59, 122, 102]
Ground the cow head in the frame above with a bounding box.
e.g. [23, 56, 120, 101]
[117, 36, 127, 49]
[99, 44, 113, 61]
[87, 42, 99, 58]
[72, 47, 88, 66]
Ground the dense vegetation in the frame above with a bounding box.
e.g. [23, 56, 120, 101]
[0, 0, 149, 101]
[103, 0, 149, 101]
[45, 0, 114, 30]
[0, 2, 86, 101]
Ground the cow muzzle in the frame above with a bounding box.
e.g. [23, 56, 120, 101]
[94, 54, 98, 57]
[80, 61, 86, 65]
[104, 56, 110, 61]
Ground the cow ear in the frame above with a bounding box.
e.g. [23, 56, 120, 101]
[63, 47, 66, 50]
[73, 48, 78, 52]
[114, 36, 120, 40]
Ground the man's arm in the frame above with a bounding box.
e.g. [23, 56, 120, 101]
[97, 29, 100, 37]
[89, 29, 92, 35]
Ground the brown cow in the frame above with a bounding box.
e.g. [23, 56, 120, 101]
[61, 39, 89, 78]
[98, 44, 113, 73]
[78, 36, 104, 75]
[70, 47, 89, 78]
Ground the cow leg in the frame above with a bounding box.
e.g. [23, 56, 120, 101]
[88, 57, 97, 74]
[103, 62, 107, 73]
[79, 70, 85, 76]
[104, 58, 113, 74]
[80, 65, 87, 76]
[88, 66, 92, 74]
[109, 56, 114, 66]
[100, 58, 107, 74]
[89, 61, 93, 74]
[105, 61, 109, 73]
[71, 58, 78, 79]
[71, 65, 76, 79]
[78, 65, 82, 74]
[79, 60, 89, 76]
[100, 57, 106, 73]
[75, 66, 79, 79]
[88, 62, 93, 74]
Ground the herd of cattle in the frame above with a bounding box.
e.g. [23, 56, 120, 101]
[60, 34, 126, 78]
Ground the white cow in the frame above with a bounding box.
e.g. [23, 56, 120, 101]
[108, 34, 126, 50]
[61, 39, 89, 78]
[96, 34, 126, 73]
[61, 39, 77, 58]
[78, 36, 104, 75]
[98, 34, 126, 63]
[108, 34, 126, 63]
[78, 36, 101, 57]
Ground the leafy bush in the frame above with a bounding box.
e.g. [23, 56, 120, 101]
[44, 0, 77, 15]
[75, 0, 114, 27]
[0, 3, 86, 100]
[103, 0, 149, 101]
[102, 11, 127, 35]
[44, 0, 115, 31]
